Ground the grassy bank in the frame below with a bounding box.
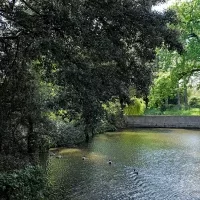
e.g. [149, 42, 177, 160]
[144, 108, 200, 116]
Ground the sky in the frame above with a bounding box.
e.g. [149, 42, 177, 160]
[152, 0, 183, 12]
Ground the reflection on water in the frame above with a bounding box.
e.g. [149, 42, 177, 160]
[46, 129, 200, 200]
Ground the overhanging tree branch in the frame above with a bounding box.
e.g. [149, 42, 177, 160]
[0, 31, 23, 40]
[19, 0, 41, 15]
[178, 68, 200, 80]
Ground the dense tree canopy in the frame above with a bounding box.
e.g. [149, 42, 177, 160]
[0, 0, 182, 155]
[170, 0, 200, 80]
[149, 0, 200, 109]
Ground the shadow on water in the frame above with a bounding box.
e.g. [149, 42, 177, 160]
[41, 128, 200, 200]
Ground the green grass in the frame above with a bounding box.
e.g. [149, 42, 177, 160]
[145, 107, 200, 116]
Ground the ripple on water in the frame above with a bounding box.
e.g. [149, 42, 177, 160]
[47, 129, 200, 200]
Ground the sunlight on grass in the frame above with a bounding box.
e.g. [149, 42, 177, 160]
[164, 108, 200, 116]
[145, 108, 200, 116]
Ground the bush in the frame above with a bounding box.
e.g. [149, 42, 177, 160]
[103, 100, 125, 129]
[0, 154, 30, 172]
[124, 98, 145, 115]
[94, 120, 117, 134]
[189, 97, 200, 108]
[0, 165, 49, 200]
[50, 121, 85, 147]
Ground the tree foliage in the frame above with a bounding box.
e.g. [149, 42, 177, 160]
[149, 0, 200, 109]
[149, 72, 176, 108]
[171, 0, 200, 82]
[124, 97, 145, 115]
[0, 165, 48, 200]
[0, 0, 182, 157]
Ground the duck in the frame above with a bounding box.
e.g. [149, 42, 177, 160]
[82, 156, 86, 160]
[49, 152, 56, 156]
[108, 160, 112, 165]
[133, 169, 138, 175]
[56, 155, 62, 159]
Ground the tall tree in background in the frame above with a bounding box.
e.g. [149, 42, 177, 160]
[149, 0, 200, 110]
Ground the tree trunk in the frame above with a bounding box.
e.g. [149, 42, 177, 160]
[144, 95, 149, 109]
[27, 116, 34, 154]
[0, 132, 2, 153]
[183, 79, 188, 110]
[84, 116, 91, 142]
[84, 126, 90, 143]
[177, 84, 181, 110]
[165, 98, 168, 108]
[27, 115, 38, 163]
[184, 86, 188, 109]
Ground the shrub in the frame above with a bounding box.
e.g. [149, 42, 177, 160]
[50, 121, 85, 147]
[189, 97, 200, 108]
[124, 98, 145, 115]
[0, 154, 30, 172]
[102, 100, 125, 129]
[94, 120, 117, 134]
[0, 165, 49, 200]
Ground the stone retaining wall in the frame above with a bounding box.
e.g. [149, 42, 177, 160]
[125, 116, 200, 128]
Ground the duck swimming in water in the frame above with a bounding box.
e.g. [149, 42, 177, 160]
[82, 156, 86, 160]
[56, 155, 62, 159]
[133, 169, 138, 175]
[49, 152, 56, 156]
[108, 160, 112, 165]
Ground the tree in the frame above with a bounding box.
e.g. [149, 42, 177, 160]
[0, 0, 182, 154]
[149, 0, 200, 110]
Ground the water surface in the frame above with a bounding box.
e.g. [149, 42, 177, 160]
[47, 129, 200, 200]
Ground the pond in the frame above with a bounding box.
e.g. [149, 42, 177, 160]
[46, 129, 200, 200]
